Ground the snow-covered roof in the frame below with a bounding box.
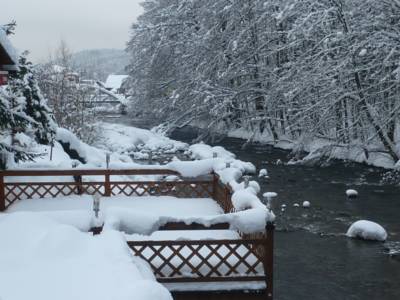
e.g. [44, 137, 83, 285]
[0, 26, 18, 69]
[105, 74, 129, 90]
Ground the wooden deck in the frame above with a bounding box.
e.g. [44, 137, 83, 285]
[0, 168, 274, 299]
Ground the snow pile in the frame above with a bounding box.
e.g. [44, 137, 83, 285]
[346, 220, 387, 242]
[0, 213, 172, 300]
[167, 158, 254, 181]
[103, 207, 271, 235]
[93, 122, 187, 157]
[56, 127, 131, 167]
[232, 189, 265, 211]
[188, 143, 235, 160]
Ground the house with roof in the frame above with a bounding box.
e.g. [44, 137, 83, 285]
[104, 74, 129, 95]
[0, 26, 18, 86]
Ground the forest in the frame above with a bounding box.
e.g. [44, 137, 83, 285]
[125, 0, 400, 163]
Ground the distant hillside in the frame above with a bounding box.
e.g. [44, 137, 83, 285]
[70, 49, 129, 81]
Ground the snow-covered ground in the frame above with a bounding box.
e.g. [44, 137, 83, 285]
[92, 122, 187, 159]
[0, 213, 172, 300]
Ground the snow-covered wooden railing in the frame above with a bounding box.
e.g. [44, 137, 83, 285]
[0, 168, 214, 210]
[0, 168, 274, 299]
[127, 222, 274, 299]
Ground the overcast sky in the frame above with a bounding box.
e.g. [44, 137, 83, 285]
[1, 0, 143, 62]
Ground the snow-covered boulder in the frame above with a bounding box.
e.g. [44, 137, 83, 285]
[258, 168, 268, 177]
[189, 143, 235, 160]
[346, 220, 387, 242]
[346, 189, 358, 198]
[263, 192, 278, 199]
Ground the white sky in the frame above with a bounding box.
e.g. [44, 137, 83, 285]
[1, 0, 143, 62]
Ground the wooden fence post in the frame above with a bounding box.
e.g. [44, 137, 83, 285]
[0, 174, 5, 211]
[225, 186, 232, 213]
[74, 175, 83, 195]
[265, 222, 275, 300]
[212, 173, 218, 199]
[104, 172, 111, 196]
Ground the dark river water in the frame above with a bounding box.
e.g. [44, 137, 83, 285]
[104, 115, 400, 300]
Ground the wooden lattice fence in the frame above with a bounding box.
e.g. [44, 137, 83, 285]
[0, 169, 274, 299]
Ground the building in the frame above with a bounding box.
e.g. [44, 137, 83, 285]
[0, 27, 18, 86]
[104, 74, 129, 95]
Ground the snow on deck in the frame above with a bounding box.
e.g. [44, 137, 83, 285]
[6, 195, 223, 233]
[0, 213, 172, 300]
[126, 229, 240, 241]
[7, 194, 270, 235]
[8, 195, 222, 217]
[4, 194, 269, 292]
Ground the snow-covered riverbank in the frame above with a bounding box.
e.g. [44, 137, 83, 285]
[226, 128, 400, 169]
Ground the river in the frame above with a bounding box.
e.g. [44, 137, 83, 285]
[103, 115, 400, 300]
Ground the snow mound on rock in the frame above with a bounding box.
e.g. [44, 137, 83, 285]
[346, 220, 387, 242]
[346, 189, 358, 197]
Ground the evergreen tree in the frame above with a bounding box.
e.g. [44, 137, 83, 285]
[0, 25, 56, 169]
[8, 52, 56, 144]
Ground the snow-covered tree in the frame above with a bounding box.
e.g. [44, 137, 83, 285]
[0, 25, 56, 168]
[126, 0, 400, 162]
[38, 41, 97, 144]
[8, 52, 56, 144]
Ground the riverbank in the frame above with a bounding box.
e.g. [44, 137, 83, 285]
[226, 127, 399, 170]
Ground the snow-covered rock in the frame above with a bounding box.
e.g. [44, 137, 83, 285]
[263, 192, 278, 199]
[346, 189, 358, 198]
[189, 143, 235, 160]
[258, 168, 268, 177]
[94, 122, 187, 155]
[302, 201, 311, 208]
[346, 220, 387, 242]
